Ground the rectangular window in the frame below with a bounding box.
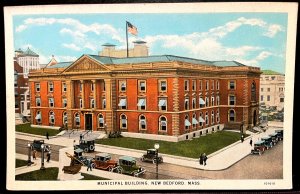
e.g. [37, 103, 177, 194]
[102, 98, 106, 109]
[271, 76, 275, 80]
[192, 98, 196, 109]
[139, 80, 146, 92]
[211, 96, 215, 106]
[137, 98, 146, 110]
[267, 88, 270, 92]
[205, 81, 209, 90]
[63, 98, 67, 108]
[261, 95, 264, 101]
[265, 76, 269, 80]
[267, 95, 270, 101]
[184, 80, 189, 91]
[192, 80, 196, 91]
[158, 98, 167, 111]
[159, 80, 167, 92]
[229, 80, 235, 90]
[261, 88, 264, 92]
[229, 95, 235, 105]
[280, 98, 284, 102]
[36, 98, 41, 107]
[216, 81, 219, 90]
[91, 83, 94, 92]
[199, 80, 203, 91]
[62, 83, 67, 92]
[79, 98, 83, 109]
[119, 80, 126, 92]
[80, 83, 82, 92]
[35, 83, 40, 92]
[211, 80, 214, 90]
[49, 98, 54, 107]
[49, 82, 54, 92]
[90, 98, 95, 109]
[118, 98, 127, 109]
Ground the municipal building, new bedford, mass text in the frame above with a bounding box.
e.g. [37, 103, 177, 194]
[28, 43, 261, 142]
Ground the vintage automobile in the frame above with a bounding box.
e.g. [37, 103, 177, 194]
[269, 133, 279, 145]
[32, 140, 50, 152]
[251, 140, 267, 155]
[70, 148, 94, 167]
[261, 136, 273, 149]
[118, 156, 146, 177]
[93, 153, 119, 171]
[74, 139, 95, 153]
[140, 149, 163, 164]
[275, 129, 283, 140]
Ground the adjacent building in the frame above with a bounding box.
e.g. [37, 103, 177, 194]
[260, 70, 285, 111]
[14, 47, 40, 77]
[28, 47, 260, 141]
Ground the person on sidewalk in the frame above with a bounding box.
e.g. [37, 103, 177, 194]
[203, 153, 207, 166]
[199, 153, 204, 165]
[46, 151, 51, 162]
[46, 132, 49, 140]
[87, 158, 92, 171]
[32, 149, 37, 160]
[250, 138, 253, 147]
[241, 135, 244, 143]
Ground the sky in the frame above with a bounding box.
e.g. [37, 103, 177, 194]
[13, 13, 287, 73]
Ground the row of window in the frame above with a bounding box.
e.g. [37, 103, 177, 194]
[260, 95, 284, 102]
[261, 87, 284, 92]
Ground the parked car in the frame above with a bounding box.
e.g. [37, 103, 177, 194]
[269, 133, 279, 145]
[251, 140, 267, 155]
[32, 140, 50, 152]
[261, 136, 273, 149]
[140, 149, 163, 164]
[275, 129, 283, 140]
[74, 139, 95, 153]
[93, 153, 119, 171]
[118, 156, 146, 177]
[71, 148, 94, 167]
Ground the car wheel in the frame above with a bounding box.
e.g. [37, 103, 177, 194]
[153, 159, 157, 164]
[259, 151, 262, 156]
[91, 163, 96, 169]
[84, 148, 89, 153]
[108, 166, 113, 172]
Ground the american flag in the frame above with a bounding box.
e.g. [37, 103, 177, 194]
[127, 21, 138, 36]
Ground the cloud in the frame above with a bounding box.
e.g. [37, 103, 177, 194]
[55, 55, 77, 62]
[256, 51, 273, 60]
[62, 43, 81, 51]
[16, 25, 27, 32]
[84, 42, 97, 51]
[264, 24, 283, 37]
[60, 28, 86, 39]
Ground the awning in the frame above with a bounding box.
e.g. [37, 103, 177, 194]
[185, 119, 192, 126]
[118, 99, 127, 106]
[140, 120, 146, 125]
[199, 116, 205, 123]
[199, 98, 205, 105]
[161, 82, 166, 87]
[161, 121, 167, 126]
[158, 99, 166, 106]
[140, 82, 145, 87]
[192, 118, 199, 124]
[99, 118, 104, 123]
[137, 99, 145, 106]
[35, 114, 41, 120]
[75, 117, 80, 122]
[121, 119, 126, 124]
[185, 99, 189, 102]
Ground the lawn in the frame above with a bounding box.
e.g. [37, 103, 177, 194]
[81, 173, 110, 180]
[16, 159, 28, 168]
[15, 167, 59, 180]
[16, 123, 61, 137]
[95, 131, 246, 159]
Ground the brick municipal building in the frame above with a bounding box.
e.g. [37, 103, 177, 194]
[28, 41, 261, 142]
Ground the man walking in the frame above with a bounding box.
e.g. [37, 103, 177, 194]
[46, 151, 51, 162]
[87, 158, 92, 171]
[241, 135, 244, 143]
[203, 153, 207, 166]
[32, 149, 37, 160]
[199, 153, 204, 165]
[46, 132, 49, 140]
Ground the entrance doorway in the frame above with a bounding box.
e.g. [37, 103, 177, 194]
[253, 110, 257, 126]
[85, 114, 92, 131]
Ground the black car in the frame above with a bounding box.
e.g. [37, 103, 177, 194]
[140, 149, 163, 164]
[275, 129, 283, 140]
[32, 140, 50, 152]
[74, 139, 95, 152]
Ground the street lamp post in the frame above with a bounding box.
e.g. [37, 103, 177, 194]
[40, 144, 45, 170]
[27, 143, 32, 166]
[154, 143, 160, 179]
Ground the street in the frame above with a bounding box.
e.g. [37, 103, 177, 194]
[16, 138, 283, 179]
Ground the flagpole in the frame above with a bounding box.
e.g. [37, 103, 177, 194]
[126, 21, 129, 58]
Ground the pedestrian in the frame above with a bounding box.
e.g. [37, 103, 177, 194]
[203, 153, 207, 166]
[32, 149, 37, 160]
[241, 135, 244, 143]
[199, 153, 204, 165]
[46, 132, 49, 140]
[250, 138, 253, 147]
[87, 158, 92, 171]
[46, 151, 51, 162]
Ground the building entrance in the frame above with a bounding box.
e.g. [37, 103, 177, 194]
[85, 114, 92, 131]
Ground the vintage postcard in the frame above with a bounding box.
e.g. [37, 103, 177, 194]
[5, 2, 298, 191]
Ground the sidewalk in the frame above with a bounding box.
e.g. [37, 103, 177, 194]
[16, 127, 280, 171]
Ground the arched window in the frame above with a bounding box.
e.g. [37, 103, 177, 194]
[228, 109, 235, 122]
[185, 98, 189, 110]
[205, 97, 209, 107]
[205, 112, 209, 126]
[192, 98, 196, 109]
[199, 112, 204, 127]
[63, 112, 68, 126]
[211, 96, 215, 106]
[90, 99, 95, 109]
[120, 114, 127, 129]
[139, 115, 146, 130]
[185, 115, 191, 130]
[74, 113, 80, 126]
[251, 81, 256, 101]
[192, 113, 198, 128]
[49, 111, 55, 125]
[159, 116, 167, 131]
[216, 110, 220, 123]
[98, 114, 104, 128]
[216, 96, 220, 106]
[35, 110, 42, 124]
[211, 110, 214, 125]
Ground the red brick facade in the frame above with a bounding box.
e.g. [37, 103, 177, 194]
[29, 55, 260, 137]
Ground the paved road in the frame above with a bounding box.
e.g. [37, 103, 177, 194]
[16, 139, 282, 179]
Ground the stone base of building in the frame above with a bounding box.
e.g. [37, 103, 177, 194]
[31, 124, 61, 130]
[122, 124, 224, 142]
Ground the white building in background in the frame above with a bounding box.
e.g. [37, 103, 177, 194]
[14, 47, 40, 77]
[260, 70, 285, 111]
